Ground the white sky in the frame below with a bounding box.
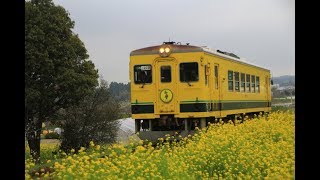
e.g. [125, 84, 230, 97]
[53, 0, 294, 83]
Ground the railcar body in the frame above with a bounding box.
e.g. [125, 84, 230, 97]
[129, 42, 271, 141]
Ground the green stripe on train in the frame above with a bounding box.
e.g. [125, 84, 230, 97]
[131, 102, 153, 105]
[180, 101, 270, 112]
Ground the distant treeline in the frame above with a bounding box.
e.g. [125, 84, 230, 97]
[272, 75, 295, 87]
[109, 82, 130, 102]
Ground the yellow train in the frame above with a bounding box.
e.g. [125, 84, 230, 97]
[129, 42, 271, 141]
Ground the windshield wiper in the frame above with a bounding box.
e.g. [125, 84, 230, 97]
[140, 76, 149, 88]
[140, 82, 146, 88]
[185, 80, 192, 86]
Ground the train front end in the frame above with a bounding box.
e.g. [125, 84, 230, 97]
[129, 42, 210, 142]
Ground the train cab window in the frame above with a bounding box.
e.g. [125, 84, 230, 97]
[241, 73, 245, 92]
[246, 74, 251, 92]
[251, 75, 255, 92]
[234, 72, 240, 92]
[228, 70, 233, 91]
[134, 65, 152, 84]
[180, 62, 199, 82]
[161, 66, 171, 82]
[256, 76, 260, 93]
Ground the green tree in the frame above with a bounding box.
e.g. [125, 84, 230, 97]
[58, 78, 121, 153]
[109, 82, 130, 102]
[109, 82, 131, 117]
[25, 0, 98, 163]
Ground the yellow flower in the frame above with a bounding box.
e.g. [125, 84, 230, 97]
[90, 141, 95, 147]
[26, 111, 293, 179]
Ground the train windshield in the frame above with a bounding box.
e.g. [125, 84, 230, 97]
[161, 66, 171, 82]
[134, 65, 152, 84]
[180, 62, 199, 82]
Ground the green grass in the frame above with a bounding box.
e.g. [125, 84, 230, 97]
[271, 105, 295, 113]
[25, 139, 61, 163]
[272, 98, 295, 104]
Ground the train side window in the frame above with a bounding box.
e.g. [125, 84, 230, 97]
[134, 65, 152, 84]
[161, 66, 171, 82]
[246, 74, 250, 92]
[214, 65, 218, 89]
[256, 76, 260, 93]
[228, 70, 233, 91]
[251, 75, 255, 92]
[240, 73, 245, 92]
[234, 72, 240, 92]
[180, 62, 199, 82]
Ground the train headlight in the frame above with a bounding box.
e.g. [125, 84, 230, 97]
[159, 46, 171, 57]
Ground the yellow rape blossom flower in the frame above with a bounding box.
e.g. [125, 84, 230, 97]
[90, 141, 95, 147]
[25, 111, 293, 179]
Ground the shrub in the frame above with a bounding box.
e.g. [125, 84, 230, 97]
[58, 79, 121, 153]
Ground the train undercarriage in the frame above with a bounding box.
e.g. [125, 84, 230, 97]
[135, 112, 266, 142]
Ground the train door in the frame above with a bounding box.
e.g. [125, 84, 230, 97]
[213, 63, 221, 116]
[265, 75, 270, 105]
[155, 59, 177, 114]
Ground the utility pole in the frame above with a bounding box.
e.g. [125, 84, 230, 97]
[290, 91, 293, 105]
[288, 87, 294, 105]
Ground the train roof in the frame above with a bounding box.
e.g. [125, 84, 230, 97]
[130, 43, 270, 71]
[201, 46, 270, 71]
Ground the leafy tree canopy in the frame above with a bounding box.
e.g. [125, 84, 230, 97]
[25, 0, 99, 162]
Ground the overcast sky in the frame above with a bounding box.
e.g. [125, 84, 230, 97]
[53, 0, 294, 83]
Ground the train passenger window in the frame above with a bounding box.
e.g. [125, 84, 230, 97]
[180, 62, 199, 82]
[228, 70, 233, 91]
[134, 65, 152, 84]
[251, 75, 255, 92]
[234, 72, 240, 92]
[161, 66, 171, 82]
[246, 74, 250, 92]
[256, 76, 260, 93]
[214, 65, 218, 89]
[241, 73, 245, 92]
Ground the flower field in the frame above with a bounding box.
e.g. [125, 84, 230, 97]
[25, 111, 294, 179]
